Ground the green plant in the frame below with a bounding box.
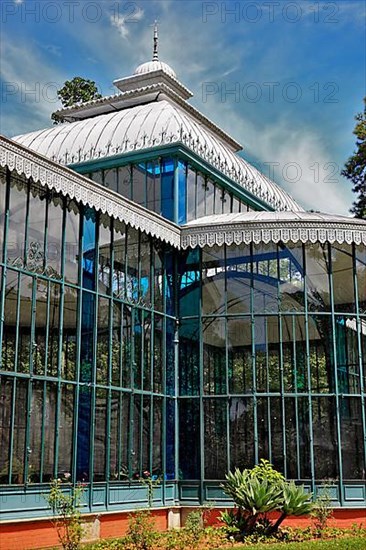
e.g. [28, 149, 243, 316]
[138, 472, 161, 508]
[126, 510, 157, 550]
[311, 482, 334, 535]
[44, 478, 85, 550]
[220, 460, 313, 540]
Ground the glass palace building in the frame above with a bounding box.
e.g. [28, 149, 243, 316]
[0, 34, 366, 535]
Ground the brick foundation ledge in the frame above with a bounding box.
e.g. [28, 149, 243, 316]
[1, 507, 365, 550]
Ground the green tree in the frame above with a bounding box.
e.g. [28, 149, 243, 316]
[342, 98, 366, 219]
[51, 77, 102, 124]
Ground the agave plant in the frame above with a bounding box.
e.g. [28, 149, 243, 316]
[221, 461, 313, 538]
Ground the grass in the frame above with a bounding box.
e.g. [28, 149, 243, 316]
[224, 537, 366, 550]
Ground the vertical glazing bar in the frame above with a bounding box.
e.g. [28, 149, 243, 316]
[24, 276, 37, 486]
[224, 244, 230, 474]
[292, 315, 301, 480]
[277, 246, 287, 478]
[89, 216, 99, 509]
[72, 201, 83, 485]
[328, 242, 344, 504]
[0, 169, 11, 371]
[173, 253, 179, 493]
[173, 158, 179, 225]
[105, 223, 114, 500]
[352, 244, 366, 472]
[265, 318, 272, 464]
[303, 243, 315, 492]
[199, 247, 205, 502]
[23, 181, 33, 486]
[54, 201, 67, 480]
[250, 242, 258, 464]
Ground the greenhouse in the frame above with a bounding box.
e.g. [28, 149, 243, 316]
[0, 28, 365, 537]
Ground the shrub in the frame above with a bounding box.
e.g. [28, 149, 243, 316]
[125, 510, 157, 550]
[220, 459, 313, 540]
[311, 482, 334, 535]
[44, 479, 85, 550]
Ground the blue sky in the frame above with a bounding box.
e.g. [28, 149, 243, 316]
[1, 0, 365, 214]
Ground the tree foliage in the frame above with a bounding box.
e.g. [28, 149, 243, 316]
[342, 98, 366, 219]
[51, 77, 102, 124]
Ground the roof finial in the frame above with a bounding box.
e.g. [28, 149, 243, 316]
[153, 20, 159, 61]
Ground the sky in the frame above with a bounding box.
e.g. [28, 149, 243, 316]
[1, 0, 365, 214]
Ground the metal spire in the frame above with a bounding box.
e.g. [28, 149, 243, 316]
[152, 20, 159, 61]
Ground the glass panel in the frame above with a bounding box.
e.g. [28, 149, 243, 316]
[282, 315, 307, 392]
[228, 317, 252, 393]
[94, 388, 107, 481]
[62, 286, 77, 380]
[132, 164, 146, 206]
[340, 397, 365, 479]
[12, 378, 28, 484]
[279, 243, 305, 312]
[204, 398, 227, 479]
[161, 158, 174, 221]
[255, 316, 280, 392]
[59, 384, 74, 479]
[8, 174, 27, 266]
[309, 315, 333, 393]
[146, 161, 161, 215]
[34, 280, 48, 376]
[96, 297, 110, 385]
[2, 270, 18, 372]
[110, 391, 130, 480]
[113, 221, 126, 299]
[229, 397, 254, 470]
[18, 275, 32, 374]
[140, 234, 151, 305]
[312, 396, 339, 479]
[0, 378, 12, 483]
[332, 244, 355, 313]
[226, 243, 251, 314]
[153, 396, 163, 476]
[64, 199, 80, 285]
[98, 216, 112, 295]
[177, 161, 186, 224]
[143, 312, 152, 392]
[82, 209, 97, 290]
[179, 399, 200, 479]
[47, 284, 60, 376]
[335, 316, 360, 394]
[118, 165, 131, 199]
[179, 319, 200, 396]
[186, 167, 196, 222]
[47, 193, 63, 277]
[196, 173, 205, 219]
[126, 227, 139, 302]
[202, 245, 225, 315]
[104, 168, 117, 192]
[203, 318, 226, 395]
[305, 243, 330, 312]
[153, 315, 163, 394]
[27, 184, 47, 273]
[223, 191, 231, 214]
[205, 179, 214, 216]
[252, 243, 279, 313]
[0, 168, 6, 256]
[179, 249, 200, 317]
[355, 244, 366, 314]
[90, 171, 103, 184]
[166, 398, 175, 479]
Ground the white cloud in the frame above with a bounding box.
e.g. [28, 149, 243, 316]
[110, 7, 144, 39]
[1, 37, 67, 136]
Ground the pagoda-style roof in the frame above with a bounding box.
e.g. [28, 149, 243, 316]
[12, 24, 301, 212]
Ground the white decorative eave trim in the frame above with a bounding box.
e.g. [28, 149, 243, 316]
[0, 135, 180, 249]
[181, 220, 366, 249]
